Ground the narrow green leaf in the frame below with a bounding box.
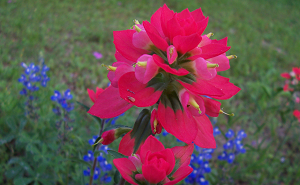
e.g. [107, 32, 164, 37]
[103, 125, 132, 132]
[107, 150, 127, 159]
[68, 158, 92, 167]
[113, 170, 121, 184]
[76, 101, 90, 111]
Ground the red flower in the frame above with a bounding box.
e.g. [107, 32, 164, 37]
[88, 4, 240, 148]
[293, 110, 300, 122]
[113, 136, 193, 185]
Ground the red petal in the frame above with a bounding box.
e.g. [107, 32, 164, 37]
[171, 144, 194, 168]
[143, 21, 169, 51]
[202, 96, 221, 117]
[157, 102, 197, 144]
[164, 166, 193, 185]
[88, 86, 133, 118]
[212, 37, 228, 45]
[118, 131, 135, 156]
[195, 43, 230, 60]
[118, 72, 162, 107]
[113, 30, 150, 62]
[153, 54, 189, 76]
[87, 89, 96, 103]
[160, 4, 175, 39]
[196, 17, 209, 36]
[142, 164, 166, 184]
[113, 158, 138, 185]
[139, 135, 165, 163]
[191, 8, 205, 22]
[173, 33, 202, 54]
[193, 115, 216, 148]
[115, 50, 135, 65]
[281, 72, 291, 79]
[177, 80, 224, 97]
[207, 75, 241, 100]
[150, 7, 165, 37]
[167, 14, 184, 43]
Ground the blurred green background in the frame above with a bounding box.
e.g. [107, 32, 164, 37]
[1, 0, 300, 184]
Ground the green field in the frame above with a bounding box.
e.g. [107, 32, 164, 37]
[1, 0, 300, 184]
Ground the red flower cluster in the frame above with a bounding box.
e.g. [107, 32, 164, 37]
[294, 110, 300, 122]
[114, 136, 194, 185]
[88, 5, 240, 148]
[281, 67, 300, 92]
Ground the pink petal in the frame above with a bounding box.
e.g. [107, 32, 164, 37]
[281, 72, 291, 79]
[207, 54, 230, 72]
[194, 58, 217, 80]
[153, 54, 189, 76]
[118, 72, 162, 107]
[135, 54, 159, 84]
[164, 166, 193, 185]
[132, 30, 153, 50]
[173, 33, 202, 54]
[167, 45, 178, 64]
[113, 30, 150, 62]
[193, 115, 216, 148]
[108, 62, 134, 88]
[88, 86, 133, 118]
[143, 21, 169, 51]
[113, 158, 138, 185]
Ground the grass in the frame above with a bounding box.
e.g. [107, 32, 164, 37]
[1, 0, 300, 184]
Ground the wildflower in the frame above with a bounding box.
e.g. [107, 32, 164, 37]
[88, 4, 240, 148]
[93, 52, 103, 59]
[114, 136, 194, 185]
[293, 110, 300, 122]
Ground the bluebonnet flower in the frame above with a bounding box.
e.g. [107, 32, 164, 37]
[185, 146, 213, 185]
[218, 129, 247, 164]
[18, 56, 50, 118]
[51, 89, 74, 140]
[83, 136, 113, 183]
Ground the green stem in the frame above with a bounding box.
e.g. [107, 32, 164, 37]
[89, 119, 105, 185]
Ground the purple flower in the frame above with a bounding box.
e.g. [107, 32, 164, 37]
[93, 52, 103, 59]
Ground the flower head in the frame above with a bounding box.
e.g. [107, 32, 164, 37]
[88, 5, 240, 148]
[114, 136, 194, 185]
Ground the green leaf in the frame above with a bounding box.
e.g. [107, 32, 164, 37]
[130, 109, 153, 153]
[68, 157, 92, 167]
[0, 134, 15, 145]
[113, 170, 121, 184]
[76, 101, 90, 111]
[107, 150, 127, 159]
[14, 178, 33, 185]
[5, 166, 23, 179]
[19, 119, 27, 132]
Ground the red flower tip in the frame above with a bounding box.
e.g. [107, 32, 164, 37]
[293, 110, 300, 122]
[87, 87, 104, 103]
[281, 72, 291, 79]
